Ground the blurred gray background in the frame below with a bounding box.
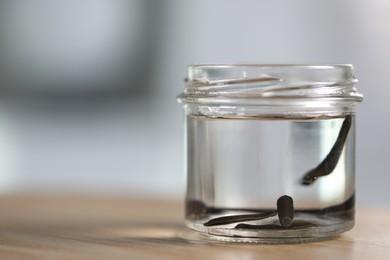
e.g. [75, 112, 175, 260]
[0, 0, 388, 206]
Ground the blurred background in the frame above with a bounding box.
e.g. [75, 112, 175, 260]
[0, 0, 388, 206]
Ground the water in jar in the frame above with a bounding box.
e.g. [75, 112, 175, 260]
[185, 114, 355, 242]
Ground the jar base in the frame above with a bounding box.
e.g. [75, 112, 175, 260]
[185, 220, 354, 244]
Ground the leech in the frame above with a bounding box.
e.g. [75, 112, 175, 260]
[301, 115, 352, 185]
[277, 195, 294, 227]
[234, 221, 316, 230]
[203, 211, 276, 227]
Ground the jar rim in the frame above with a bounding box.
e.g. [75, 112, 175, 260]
[188, 63, 354, 69]
[179, 63, 363, 105]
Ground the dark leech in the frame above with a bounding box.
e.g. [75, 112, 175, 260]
[203, 211, 276, 227]
[277, 195, 294, 227]
[301, 115, 352, 185]
[235, 221, 316, 230]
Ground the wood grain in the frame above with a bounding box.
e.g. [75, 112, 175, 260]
[0, 196, 389, 260]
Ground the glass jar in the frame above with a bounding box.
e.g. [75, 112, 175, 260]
[177, 64, 363, 243]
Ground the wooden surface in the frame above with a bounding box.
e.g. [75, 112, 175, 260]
[0, 196, 389, 259]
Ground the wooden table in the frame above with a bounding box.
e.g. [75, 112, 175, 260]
[0, 196, 389, 259]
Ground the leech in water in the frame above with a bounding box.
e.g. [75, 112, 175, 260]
[301, 115, 352, 185]
[203, 211, 276, 227]
[277, 195, 294, 227]
[234, 221, 316, 230]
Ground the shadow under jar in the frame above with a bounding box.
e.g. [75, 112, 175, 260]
[177, 64, 363, 243]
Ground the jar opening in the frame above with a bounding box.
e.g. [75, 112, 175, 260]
[178, 64, 363, 105]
